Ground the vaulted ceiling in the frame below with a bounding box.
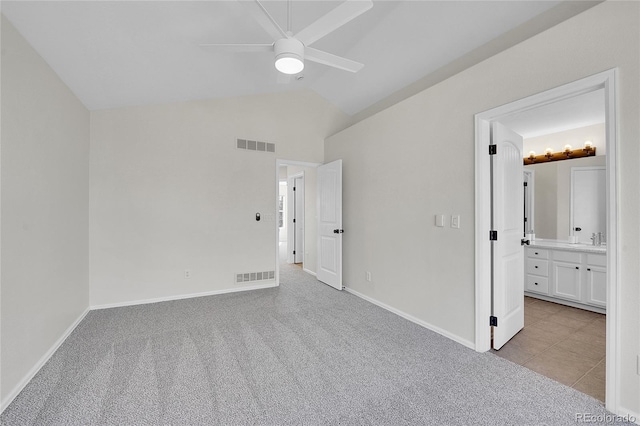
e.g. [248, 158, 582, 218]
[2, 1, 600, 117]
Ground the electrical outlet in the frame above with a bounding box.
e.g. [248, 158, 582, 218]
[451, 215, 460, 229]
[365, 271, 372, 282]
[184, 269, 192, 279]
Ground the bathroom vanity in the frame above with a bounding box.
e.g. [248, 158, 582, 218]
[525, 239, 606, 313]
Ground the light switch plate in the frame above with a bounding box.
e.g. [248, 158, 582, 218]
[435, 214, 445, 227]
[451, 215, 460, 229]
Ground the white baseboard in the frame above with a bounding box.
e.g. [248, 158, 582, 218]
[1, 307, 90, 413]
[344, 286, 475, 350]
[90, 282, 278, 310]
[302, 268, 317, 277]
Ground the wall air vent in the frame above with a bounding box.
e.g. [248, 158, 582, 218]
[236, 270, 275, 284]
[237, 138, 275, 153]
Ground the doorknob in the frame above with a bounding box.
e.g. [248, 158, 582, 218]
[333, 229, 344, 234]
[574, 227, 582, 231]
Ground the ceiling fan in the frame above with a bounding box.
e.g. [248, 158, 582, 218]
[200, 0, 373, 75]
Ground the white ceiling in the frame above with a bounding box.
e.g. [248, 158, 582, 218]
[499, 89, 605, 139]
[4, 0, 589, 115]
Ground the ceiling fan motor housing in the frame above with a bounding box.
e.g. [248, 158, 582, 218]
[274, 38, 305, 74]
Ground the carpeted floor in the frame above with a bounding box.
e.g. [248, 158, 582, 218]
[1, 263, 623, 425]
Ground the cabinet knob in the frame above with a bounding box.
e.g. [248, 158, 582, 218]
[534, 282, 538, 285]
[587, 268, 591, 271]
[535, 252, 539, 255]
[535, 266, 538, 268]
[575, 266, 579, 270]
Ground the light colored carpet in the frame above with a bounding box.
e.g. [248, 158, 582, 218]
[1, 263, 622, 425]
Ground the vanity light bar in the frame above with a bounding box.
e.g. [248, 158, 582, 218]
[524, 146, 596, 165]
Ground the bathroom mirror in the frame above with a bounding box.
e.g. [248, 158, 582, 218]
[524, 156, 606, 241]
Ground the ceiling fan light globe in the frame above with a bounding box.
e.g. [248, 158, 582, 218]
[275, 54, 304, 74]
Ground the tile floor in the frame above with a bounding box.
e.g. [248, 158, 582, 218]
[493, 296, 606, 402]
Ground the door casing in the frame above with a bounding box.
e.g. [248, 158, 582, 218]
[474, 69, 619, 412]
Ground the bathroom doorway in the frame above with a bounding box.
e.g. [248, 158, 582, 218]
[475, 70, 619, 409]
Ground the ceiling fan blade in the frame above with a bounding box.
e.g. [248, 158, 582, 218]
[305, 47, 364, 73]
[239, 0, 288, 41]
[199, 43, 273, 53]
[295, 0, 373, 46]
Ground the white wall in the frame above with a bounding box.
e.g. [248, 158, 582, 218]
[524, 122, 606, 157]
[325, 1, 639, 415]
[89, 90, 348, 306]
[1, 16, 90, 405]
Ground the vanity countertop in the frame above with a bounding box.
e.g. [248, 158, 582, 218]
[528, 238, 606, 254]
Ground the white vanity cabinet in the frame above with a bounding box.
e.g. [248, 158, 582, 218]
[525, 245, 606, 312]
[551, 250, 582, 302]
[525, 248, 549, 295]
[585, 253, 607, 307]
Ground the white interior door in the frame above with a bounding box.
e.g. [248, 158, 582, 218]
[571, 167, 605, 244]
[294, 176, 304, 263]
[317, 160, 343, 290]
[492, 122, 525, 350]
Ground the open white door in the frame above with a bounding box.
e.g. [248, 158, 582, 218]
[492, 122, 525, 349]
[317, 160, 343, 290]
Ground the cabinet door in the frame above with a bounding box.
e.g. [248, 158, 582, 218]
[585, 266, 606, 307]
[526, 275, 549, 295]
[552, 262, 581, 301]
[527, 259, 548, 276]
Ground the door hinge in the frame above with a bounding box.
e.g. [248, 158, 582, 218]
[489, 144, 497, 155]
[293, 250, 296, 255]
[490, 316, 498, 327]
[489, 230, 498, 241]
[293, 219, 296, 223]
[293, 187, 296, 191]
[523, 181, 528, 187]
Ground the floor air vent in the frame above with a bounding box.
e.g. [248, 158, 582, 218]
[236, 270, 275, 283]
[237, 138, 275, 153]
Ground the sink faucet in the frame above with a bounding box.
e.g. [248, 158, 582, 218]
[591, 232, 605, 246]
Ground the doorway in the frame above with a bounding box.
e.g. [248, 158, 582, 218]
[274, 160, 320, 284]
[474, 70, 619, 411]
